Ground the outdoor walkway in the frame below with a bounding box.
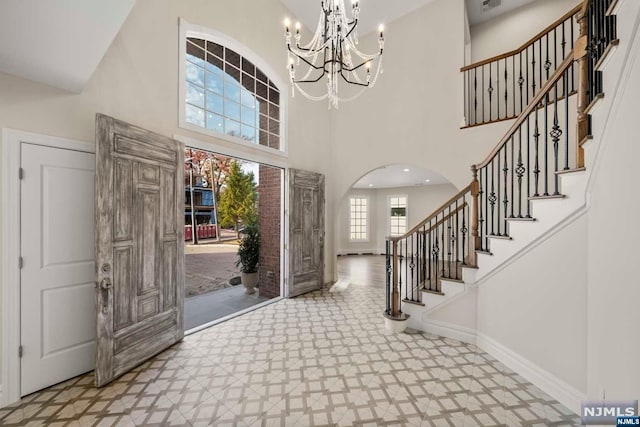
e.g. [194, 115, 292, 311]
[184, 285, 270, 331]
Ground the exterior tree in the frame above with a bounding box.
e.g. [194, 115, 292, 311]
[218, 161, 257, 238]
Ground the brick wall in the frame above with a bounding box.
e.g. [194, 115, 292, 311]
[258, 165, 281, 298]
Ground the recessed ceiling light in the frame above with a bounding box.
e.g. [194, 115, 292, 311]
[425, 179, 431, 182]
[403, 168, 410, 172]
[368, 184, 374, 187]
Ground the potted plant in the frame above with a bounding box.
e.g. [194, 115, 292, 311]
[235, 224, 260, 294]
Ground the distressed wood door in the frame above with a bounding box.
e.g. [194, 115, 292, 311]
[94, 114, 184, 387]
[288, 169, 325, 297]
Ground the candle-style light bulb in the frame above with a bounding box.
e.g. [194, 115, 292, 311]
[378, 24, 384, 38]
[295, 22, 301, 34]
[284, 18, 290, 33]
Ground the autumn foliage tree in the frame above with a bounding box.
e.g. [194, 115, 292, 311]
[218, 161, 257, 238]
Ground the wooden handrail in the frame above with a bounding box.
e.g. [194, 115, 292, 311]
[474, 50, 574, 169]
[416, 203, 468, 236]
[388, 184, 472, 243]
[460, 3, 582, 72]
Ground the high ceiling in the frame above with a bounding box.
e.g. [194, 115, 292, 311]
[352, 164, 449, 189]
[0, 0, 134, 92]
[279, 0, 541, 35]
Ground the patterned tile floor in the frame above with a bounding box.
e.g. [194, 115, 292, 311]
[1, 255, 582, 426]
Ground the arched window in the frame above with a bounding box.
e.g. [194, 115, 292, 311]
[180, 30, 283, 153]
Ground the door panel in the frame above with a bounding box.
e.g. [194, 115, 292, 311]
[20, 142, 96, 396]
[95, 114, 184, 387]
[288, 169, 325, 297]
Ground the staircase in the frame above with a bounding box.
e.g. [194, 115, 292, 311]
[384, 0, 635, 413]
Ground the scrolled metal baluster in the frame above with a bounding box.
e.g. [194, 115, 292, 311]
[385, 240, 391, 315]
[510, 135, 515, 218]
[441, 213, 446, 279]
[516, 126, 525, 218]
[489, 160, 497, 236]
[551, 81, 562, 195]
[478, 168, 485, 251]
[461, 195, 468, 265]
[428, 220, 433, 291]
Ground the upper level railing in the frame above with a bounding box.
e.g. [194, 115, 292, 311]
[461, 4, 581, 127]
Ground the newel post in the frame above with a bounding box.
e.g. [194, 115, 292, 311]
[575, 2, 589, 168]
[470, 165, 480, 267]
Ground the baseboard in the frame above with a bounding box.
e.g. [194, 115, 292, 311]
[476, 332, 585, 415]
[421, 319, 478, 345]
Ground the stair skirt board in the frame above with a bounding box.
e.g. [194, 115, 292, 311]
[420, 318, 585, 416]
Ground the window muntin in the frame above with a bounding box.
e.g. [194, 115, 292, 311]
[349, 196, 368, 241]
[184, 37, 281, 150]
[389, 196, 408, 236]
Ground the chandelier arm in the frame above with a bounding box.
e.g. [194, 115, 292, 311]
[289, 49, 327, 71]
[339, 71, 369, 87]
[293, 72, 326, 84]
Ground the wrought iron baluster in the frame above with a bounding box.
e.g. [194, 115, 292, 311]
[474, 68, 478, 125]
[385, 240, 391, 315]
[488, 64, 493, 122]
[447, 206, 452, 278]
[441, 213, 446, 279]
[516, 126, 525, 217]
[526, 115, 532, 217]
[531, 41, 537, 96]
[551, 80, 561, 195]
[482, 66, 486, 124]
[489, 160, 496, 235]
[409, 235, 415, 301]
[512, 56, 516, 117]
[497, 150, 502, 235]
[399, 240, 404, 302]
[543, 93, 550, 196]
[564, 67, 570, 170]
[533, 104, 541, 197]
[504, 58, 508, 119]
[502, 146, 509, 234]
[478, 168, 485, 251]
[526, 48, 530, 105]
[428, 220, 432, 291]
[461, 195, 468, 265]
[510, 135, 515, 218]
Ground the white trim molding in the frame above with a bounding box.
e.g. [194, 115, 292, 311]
[422, 319, 478, 346]
[476, 332, 586, 415]
[1, 129, 94, 408]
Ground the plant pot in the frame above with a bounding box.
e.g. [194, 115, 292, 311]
[241, 272, 259, 294]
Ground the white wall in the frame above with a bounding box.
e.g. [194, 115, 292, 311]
[586, 0, 640, 400]
[476, 214, 588, 394]
[337, 183, 458, 254]
[470, 0, 582, 63]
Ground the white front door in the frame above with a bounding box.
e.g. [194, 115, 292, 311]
[20, 142, 96, 396]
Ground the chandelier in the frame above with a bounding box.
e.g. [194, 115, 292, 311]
[284, 0, 385, 109]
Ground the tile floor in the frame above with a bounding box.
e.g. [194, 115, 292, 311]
[0, 255, 582, 426]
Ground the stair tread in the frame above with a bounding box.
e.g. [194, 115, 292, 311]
[506, 217, 536, 222]
[579, 135, 594, 147]
[402, 298, 425, 307]
[476, 249, 493, 255]
[488, 234, 512, 240]
[556, 167, 586, 175]
[529, 194, 566, 200]
[422, 289, 445, 296]
[595, 39, 620, 71]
